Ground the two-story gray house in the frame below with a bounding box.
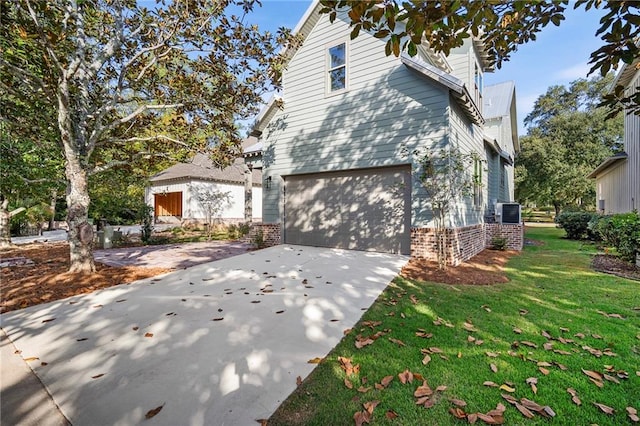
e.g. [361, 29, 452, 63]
[246, 0, 521, 264]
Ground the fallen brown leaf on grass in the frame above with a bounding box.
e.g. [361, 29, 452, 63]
[526, 377, 537, 394]
[515, 402, 535, 419]
[513, 327, 522, 334]
[344, 378, 353, 389]
[627, 407, 639, 423]
[451, 398, 467, 407]
[307, 357, 323, 364]
[594, 402, 615, 415]
[414, 381, 433, 398]
[422, 354, 431, 365]
[490, 363, 498, 373]
[388, 337, 406, 347]
[385, 410, 399, 419]
[567, 388, 581, 406]
[463, 321, 477, 332]
[398, 370, 414, 384]
[483, 381, 498, 387]
[296, 376, 302, 386]
[338, 356, 359, 377]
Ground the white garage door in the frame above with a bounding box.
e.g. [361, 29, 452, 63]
[284, 166, 411, 254]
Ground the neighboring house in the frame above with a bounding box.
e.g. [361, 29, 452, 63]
[246, 1, 521, 263]
[483, 81, 519, 209]
[588, 57, 640, 214]
[146, 152, 262, 225]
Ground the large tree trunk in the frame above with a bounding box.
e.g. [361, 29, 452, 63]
[65, 157, 95, 273]
[0, 198, 13, 249]
[58, 79, 95, 273]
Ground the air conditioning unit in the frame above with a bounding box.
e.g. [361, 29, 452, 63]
[496, 203, 521, 224]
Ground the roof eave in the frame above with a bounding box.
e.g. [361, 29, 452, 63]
[401, 54, 484, 125]
[587, 153, 628, 178]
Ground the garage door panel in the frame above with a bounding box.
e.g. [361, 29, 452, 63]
[284, 167, 411, 254]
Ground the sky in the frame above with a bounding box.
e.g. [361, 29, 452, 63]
[245, 0, 607, 136]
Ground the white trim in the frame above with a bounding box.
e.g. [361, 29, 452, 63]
[325, 38, 349, 97]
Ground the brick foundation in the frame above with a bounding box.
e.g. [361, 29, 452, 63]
[248, 223, 281, 248]
[411, 222, 524, 265]
[485, 223, 524, 251]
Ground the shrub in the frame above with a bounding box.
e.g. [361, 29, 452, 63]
[251, 229, 265, 249]
[592, 212, 640, 263]
[556, 211, 596, 240]
[491, 236, 508, 251]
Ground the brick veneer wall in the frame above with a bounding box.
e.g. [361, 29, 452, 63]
[485, 223, 524, 251]
[411, 222, 524, 265]
[248, 223, 281, 247]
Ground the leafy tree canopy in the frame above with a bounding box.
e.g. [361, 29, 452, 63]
[319, 0, 639, 115]
[0, 0, 292, 272]
[516, 74, 623, 215]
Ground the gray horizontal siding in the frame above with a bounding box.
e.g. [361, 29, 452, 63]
[262, 11, 450, 223]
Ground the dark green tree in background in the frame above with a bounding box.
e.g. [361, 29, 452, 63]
[515, 75, 623, 216]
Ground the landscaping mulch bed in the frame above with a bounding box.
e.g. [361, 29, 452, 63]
[592, 254, 640, 281]
[400, 249, 518, 285]
[0, 242, 171, 314]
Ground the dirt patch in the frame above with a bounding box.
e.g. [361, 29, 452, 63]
[592, 254, 640, 282]
[401, 249, 518, 285]
[1, 242, 171, 314]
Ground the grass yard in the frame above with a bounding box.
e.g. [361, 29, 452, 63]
[269, 227, 640, 425]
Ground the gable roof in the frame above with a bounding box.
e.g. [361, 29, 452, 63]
[150, 154, 262, 185]
[401, 53, 484, 125]
[587, 152, 628, 179]
[483, 81, 519, 152]
[484, 81, 514, 119]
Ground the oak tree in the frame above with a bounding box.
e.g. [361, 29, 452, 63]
[1, 0, 291, 272]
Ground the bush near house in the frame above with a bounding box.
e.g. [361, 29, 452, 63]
[556, 211, 596, 240]
[591, 212, 640, 263]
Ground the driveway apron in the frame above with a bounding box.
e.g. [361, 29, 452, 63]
[1, 245, 407, 426]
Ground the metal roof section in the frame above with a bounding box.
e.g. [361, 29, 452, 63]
[401, 53, 484, 125]
[150, 154, 262, 185]
[587, 152, 628, 179]
[484, 81, 514, 119]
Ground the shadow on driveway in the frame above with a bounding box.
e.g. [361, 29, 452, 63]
[1, 245, 408, 425]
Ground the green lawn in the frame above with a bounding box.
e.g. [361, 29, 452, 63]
[269, 227, 640, 425]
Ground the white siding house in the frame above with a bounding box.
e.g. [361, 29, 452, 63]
[146, 155, 262, 224]
[589, 57, 640, 214]
[248, 1, 521, 263]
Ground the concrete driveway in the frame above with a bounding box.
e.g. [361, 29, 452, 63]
[1, 245, 407, 425]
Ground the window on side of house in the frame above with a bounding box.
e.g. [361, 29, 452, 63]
[327, 42, 347, 93]
[473, 157, 483, 208]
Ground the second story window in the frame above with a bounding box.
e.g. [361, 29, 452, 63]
[327, 42, 347, 93]
[474, 63, 483, 95]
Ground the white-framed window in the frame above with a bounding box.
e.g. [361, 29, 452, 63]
[473, 157, 483, 208]
[326, 41, 347, 94]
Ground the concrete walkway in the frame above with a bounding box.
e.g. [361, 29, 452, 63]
[1, 246, 407, 425]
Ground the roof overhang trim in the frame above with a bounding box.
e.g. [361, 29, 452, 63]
[401, 54, 484, 125]
[587, 152, 628, 178]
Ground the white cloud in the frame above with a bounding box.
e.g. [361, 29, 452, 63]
[554, 63, 591, 81]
